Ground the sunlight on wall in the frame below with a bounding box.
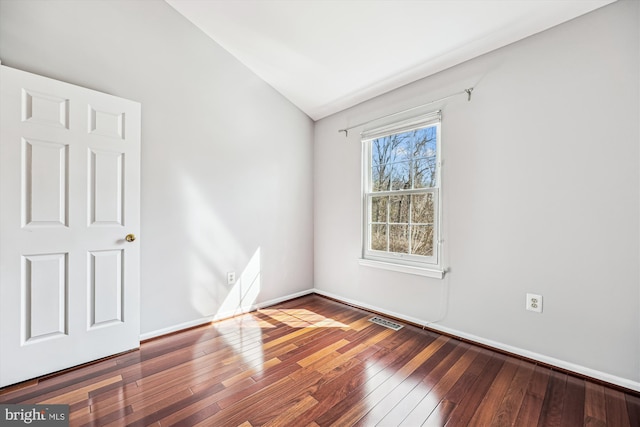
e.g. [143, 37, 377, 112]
[217, 248, 261, 318]
[181, 173, 266, 368]
[181, 174, 260, 318]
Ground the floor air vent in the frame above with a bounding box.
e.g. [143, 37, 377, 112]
[369, 316, 403, 331]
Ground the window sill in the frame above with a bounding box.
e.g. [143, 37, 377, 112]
[358, 259, 444, 279]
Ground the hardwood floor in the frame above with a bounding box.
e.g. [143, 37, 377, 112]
[1, 294, 639, 426]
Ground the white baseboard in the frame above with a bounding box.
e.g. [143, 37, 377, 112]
[313, 289, 640, 393]
[139, 288, 314, 341]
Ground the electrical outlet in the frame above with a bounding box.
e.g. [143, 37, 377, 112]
[227, 272, 236, 285]
[526, 293, 543, 313]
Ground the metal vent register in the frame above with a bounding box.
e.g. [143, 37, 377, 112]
[369, 316, 403, 331]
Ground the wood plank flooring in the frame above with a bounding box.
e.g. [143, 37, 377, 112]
[1, 294, 638, 426]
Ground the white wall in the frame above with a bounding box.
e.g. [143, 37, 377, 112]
[315, 0, 640, 389]
[0, 0, 314, 335]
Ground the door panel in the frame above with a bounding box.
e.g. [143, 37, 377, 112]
[23, 253, 68, 341]
[88, 106, 125, 140]
[89, 249, 123, 327]
[89, 149, 124, 226]
[0, 65, 141, 387]
[22, 138, 69, 227]
[22, 89, 69, 129]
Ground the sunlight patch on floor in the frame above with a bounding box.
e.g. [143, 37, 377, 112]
[258, 308, 348, 328]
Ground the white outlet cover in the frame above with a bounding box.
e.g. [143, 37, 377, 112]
[526, 293, 543, 313]
[227, 272, 236, 285]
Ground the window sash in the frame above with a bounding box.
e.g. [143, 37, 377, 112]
[364, 189, 439, 266]
[362, 111, 441, 269]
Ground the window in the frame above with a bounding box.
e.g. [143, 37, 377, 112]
[362, 111, 442, 275]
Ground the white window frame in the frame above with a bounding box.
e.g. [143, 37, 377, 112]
[361, 111, 443, 277]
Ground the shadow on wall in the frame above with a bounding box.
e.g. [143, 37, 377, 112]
[181, 174, 261, 319]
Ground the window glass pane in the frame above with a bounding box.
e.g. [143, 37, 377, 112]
[372, 164, 390, 192]
[371, 224, 387, 251]
[411, 225, 434, 256]
[389, 225, 409, 254]
[412, 127, 437, 158]
[413, 156, 437, 188]
[372, 133, 412, 166]
[370, 196, 388, 223]
[411, 193, 434, 224]
[372, 136, 392, 168]
[392, 133, 412, 164]
[390, 161, 411, 191]
[414, 126, 438, 188]
[389, 195, 409, 224]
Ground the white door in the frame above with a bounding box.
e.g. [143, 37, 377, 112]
[0, 65, 141, 387]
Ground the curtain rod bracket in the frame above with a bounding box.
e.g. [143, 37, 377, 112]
[465, 87, 473, 101]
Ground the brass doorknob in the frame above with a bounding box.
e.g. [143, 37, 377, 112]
[125, 234, 136, 242]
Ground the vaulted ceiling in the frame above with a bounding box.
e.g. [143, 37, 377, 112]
[166, 0, 616, 120]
